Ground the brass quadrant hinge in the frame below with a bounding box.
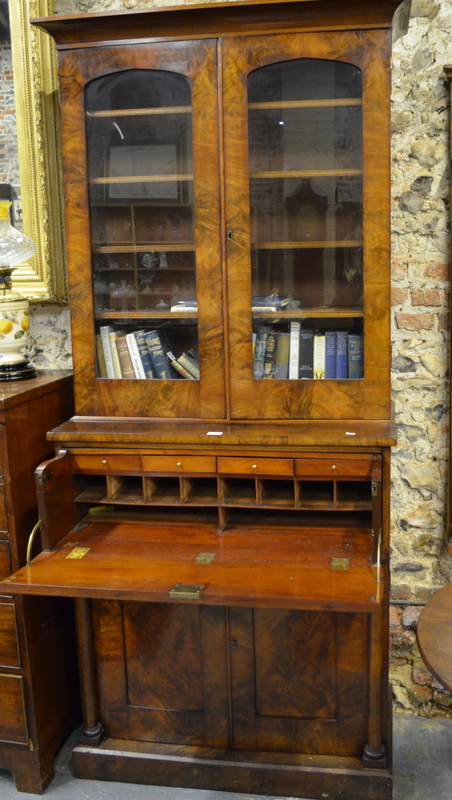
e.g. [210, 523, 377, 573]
[194, 552, 216, 564]
[169, 584, 205, 599]
[331, 558, 350, 571]
[66, 547, 90, 560]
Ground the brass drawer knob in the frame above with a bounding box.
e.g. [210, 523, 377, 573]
[252, 464, 257, 470]
[101, 459, 108, 466]
[176, 461, 182, 467]
[331, 465, 337, 471]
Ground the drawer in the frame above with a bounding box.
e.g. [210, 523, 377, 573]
[0, 539, 10, 580]
[71, 454, 142, 473]
[142, 455, 216, 474]
[218, 457, 293, 476]
[0, 481, 7, 532]
[295, 458, 373, 478]
[0, 674, 28, 744]
[0, 603, 20, 668]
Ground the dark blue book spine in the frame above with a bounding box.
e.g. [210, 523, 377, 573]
[144, 330, 172, 379]
[348, 334, 364, 379]
[336, 331, 348, 379]
[325, 331, 337, 379]
[298, 330, 314, 379]
[134, 330, 155, 379]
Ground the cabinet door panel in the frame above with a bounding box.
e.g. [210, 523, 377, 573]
[223, 30, 391, 420]
[0, 674, 28, 744]
[229, 607, 368, 756]
[59, 39, 225, 419]
[0, 603, 20, 667]
[92, 600, 229, 747]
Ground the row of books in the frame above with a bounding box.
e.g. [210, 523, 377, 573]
[97, 325, 200, 380]
[253, 323, 364, 380]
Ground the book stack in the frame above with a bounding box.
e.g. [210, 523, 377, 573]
[252, 322, 363, 380]
[97, 325, 200, 380]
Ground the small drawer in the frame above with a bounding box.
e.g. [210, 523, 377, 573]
[0, 540, 11, 580]
[0, 482, 7, 533]
[71, 454, 142, 473]
[295, 458, 373, 479]
[0, 674, 28, 744]
[142, 455, 216, 474]
[218, 457, 293, 476]
[0, 603, 20, 668]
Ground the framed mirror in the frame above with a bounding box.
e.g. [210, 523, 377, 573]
[9, 0, 67, 300]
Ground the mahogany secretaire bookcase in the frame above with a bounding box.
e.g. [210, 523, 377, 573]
[2, 1, 410, 797]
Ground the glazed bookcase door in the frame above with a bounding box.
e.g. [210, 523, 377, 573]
[59, 40, 225, 418]
[223, 31, 392, 420]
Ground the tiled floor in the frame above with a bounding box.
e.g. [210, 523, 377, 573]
[0, 715, 451, 799]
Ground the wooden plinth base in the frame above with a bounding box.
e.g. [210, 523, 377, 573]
[72, 738, 393, 800]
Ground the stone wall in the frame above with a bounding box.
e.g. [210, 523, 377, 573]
[11, 0, 452, 713]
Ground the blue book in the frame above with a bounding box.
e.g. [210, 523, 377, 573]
[348, 334, 364, 379]
[298, 330, 313, 379]
[336, 331, 348, 379]
[134, 330, 155, 379]
[325, 331, 337, 379]
[144, 330, 172, 379]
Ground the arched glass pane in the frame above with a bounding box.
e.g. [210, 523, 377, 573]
[85, 70, 199, 381]
[248, 59, 364, 381]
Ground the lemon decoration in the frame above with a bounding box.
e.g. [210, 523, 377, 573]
[21, 317, 29, 332]
[0, 319, 14, 335]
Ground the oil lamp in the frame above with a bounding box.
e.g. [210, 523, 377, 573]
[0, 201, 36, 380]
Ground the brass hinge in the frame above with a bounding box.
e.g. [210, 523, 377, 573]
[331, 558, 349, 571]
[66, 547, 90, 560]
[169, 584, 205, 599]
[194, 552, 216, 564]
[37, 471, 52, 487]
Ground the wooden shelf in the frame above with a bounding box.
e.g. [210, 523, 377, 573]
[87, 106, 192, 117]
[92, 244, 195, 253]
[254, 240, 362, 249]
[249, 99, 362, 110]
[250, 169, 362, 179]
[252, 307, 363, 319]
[91, 174, 194, 185]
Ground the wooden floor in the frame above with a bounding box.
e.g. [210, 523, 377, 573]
[0, 715, 450, 800]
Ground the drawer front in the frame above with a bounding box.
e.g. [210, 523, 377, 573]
[0, 603, 20, 668]
[0, 674, 28, 744]
[0, 480, 7, 532]
[142, 455, 216, 474]
[218, 457, 293, 476]
[71, 454, 142, 473]
[295, 458, 373, 478]
[0, 539, 10, 580]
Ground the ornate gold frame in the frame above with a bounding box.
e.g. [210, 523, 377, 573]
[9, 0, 67, 301]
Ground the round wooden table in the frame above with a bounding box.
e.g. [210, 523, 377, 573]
[417, 583, 452, 692]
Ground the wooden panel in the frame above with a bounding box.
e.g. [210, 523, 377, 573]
[0, 481, 7, 533]
[142, 455, 216, 474]
[71, 453, 141, 473]
[0, 674, 28, 744]
[295, 457, 372, 478]
[230, 608, 368, 755]
[0, 539, 10, 580]
[218, 457, 293, 476]
[0, 603, 20, 667]
[253, 609, 336, 718]
[93, 600, 229, 747]
[4, 520, 381, 612]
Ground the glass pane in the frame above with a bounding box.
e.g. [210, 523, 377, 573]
[85, 69, 199, 381]
[248, 59, 364, 381]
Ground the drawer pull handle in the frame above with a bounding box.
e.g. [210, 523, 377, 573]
[101, 459, 108, 466]
[176, 462, 182, 467]
[252, 464, 257, 470]
[331, 465, 337, 471]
